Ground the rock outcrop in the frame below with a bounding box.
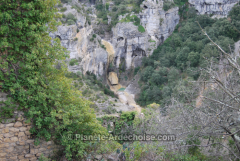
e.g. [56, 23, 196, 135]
[111, 0, 179, 70]
[189, 0, 239, 17]
[140, 0, 179, 43]
[51, 0, 179, 75]
[108, 72, 119, 85]
[50, 3, 108, 76]
[111, 22, 149, 70]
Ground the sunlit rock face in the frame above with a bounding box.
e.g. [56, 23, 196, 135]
[49, 3, 109, 77]
[50, 0, 180, 75]
[189, 0, 238, 17]
[108, 72, 119, 85]
[140, 0, 180, 43]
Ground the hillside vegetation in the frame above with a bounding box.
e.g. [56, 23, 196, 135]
[0, 0, 119, 160]
[137, 5, 240, 106]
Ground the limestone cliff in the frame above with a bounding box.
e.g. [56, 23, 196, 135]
[51, 0, 180, 76]
[189, 0, 239, 17]
[50, 3, 109, 77]
[111, 0, 180, 70]
[140, 0, 179, 43]
[111, 22, 149, 70]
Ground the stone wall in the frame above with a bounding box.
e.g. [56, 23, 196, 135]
[0, 92, 61, 161]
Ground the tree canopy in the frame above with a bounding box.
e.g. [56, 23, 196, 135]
[0, 0, 117, 159]
[137, 6, 240, 106]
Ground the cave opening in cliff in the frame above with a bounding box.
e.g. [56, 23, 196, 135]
[132, 47, 146, 57]
[160, 35, 164, 44]
[117, 37, 124, 42]
[143, 5, 148, 9]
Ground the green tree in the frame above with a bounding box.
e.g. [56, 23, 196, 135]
[167, 67, 179, 84]
[188, 51, 200, 67]
[141, 66, 154, 82]
[0, 0, 117, 159]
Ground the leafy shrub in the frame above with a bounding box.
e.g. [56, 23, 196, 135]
[163, 2, 174, 11]
[66, 13, 77, 21]
[60, 7, 67, 12]
[138, 25, 145, 33]
[69, 58, 79, 66]
[74, 37, 78, 41]
[57, 3, 63, 8]
[106, 3, 109, 10]
[67, 19, 75, 25]
[120, 14, 140, 26]
[134, 67, 140, 75]
[61, 0, 71, 3]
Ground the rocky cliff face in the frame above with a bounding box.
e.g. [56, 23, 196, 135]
[189, 0, 239, 17]
[51, 0, 179, 76]
[140, 0, 179, 43]
[111, 0, 180, 70]
[111, 22, 149, 70]
[50, 3, 109, 77]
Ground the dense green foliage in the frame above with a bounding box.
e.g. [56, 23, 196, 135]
[120, 14, 140, 25]
[137, 5, 240, 106]
[95, 0, 143, 27]
[163, 0, 188, 11]
[69, 58, 79, 66]
[0, 0, 118, 159]
[85, 72, 116, 97]
[138, 25, 145, 33]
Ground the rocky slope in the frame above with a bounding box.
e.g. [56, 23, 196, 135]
[189, 0, 239, 17]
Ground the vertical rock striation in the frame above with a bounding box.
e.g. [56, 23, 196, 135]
[51, 0, 180, 75]
[140, 0, 179, 43]
[189, 0, 239, 17]
[111, 0, 180, 70]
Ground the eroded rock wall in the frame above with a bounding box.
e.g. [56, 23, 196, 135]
[111, 0, 179, 70]
[52, 0, 179, 75]
[189, 0, 239, 17]
[112, 22, 149, 70]
[140, 0, 179, 43]
[50, 3, 108, 77]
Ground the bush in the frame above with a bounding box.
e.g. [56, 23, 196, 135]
[138, 25, 145, 33]
[61, 0, 71, 3]
[120, 14, 140, 26]
[106, 3, 109, 10]
[163, 2, 174, 11]
[74, 37, 78, 41]
[58, 3, 63, 8]
[69, 58, 79, 66]
[134, 67, 140, 75]
[67, 19, 75, 25]
[66, 13, 77, 21]
[60, 7, 67, 12]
